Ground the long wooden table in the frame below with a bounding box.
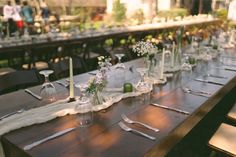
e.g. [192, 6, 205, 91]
[0, 49, 236, 157]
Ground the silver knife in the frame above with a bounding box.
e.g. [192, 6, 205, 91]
[24, 89, 42, 100]
[151, 103, 190, 115]
[194, 78, 224, 86]
[23, 127, 76, 150]
[214, 67, 236, 72]
[206, 74, 227, 79]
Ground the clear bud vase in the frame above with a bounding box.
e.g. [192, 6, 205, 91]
[174, 44, 183, 70]
[144, 54, 156, 78]
[93, 90, 104, 106]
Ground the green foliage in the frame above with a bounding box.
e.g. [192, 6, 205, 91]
[158, 8, 188, 19]
[213, 9, 228, 19]
[112, 0, 126, 22]
[131, 9, 144, 24]
[105, 39, 113, 47]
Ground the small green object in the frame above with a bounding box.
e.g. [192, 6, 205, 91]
[123, 83, 133, 93]
[188, 57, 196, 65]
[212, 45, 218, 50]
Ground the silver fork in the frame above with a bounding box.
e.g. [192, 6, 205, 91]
[0, 109, 25, 121]
[118, 122, 156, 141]
[121, 114, 159, 132]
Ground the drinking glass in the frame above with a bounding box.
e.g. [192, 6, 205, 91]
[39, 70, 57, 102]
[74, 83, 93, 127]
[135, 68, 151, 92]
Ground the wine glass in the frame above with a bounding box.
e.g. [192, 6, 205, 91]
[135, 68, 151, 92]
[39, 70, 57, 102]
[115, 53, 125, 69]
[75, 83, 89, 102]
[181, 54, 192, 71]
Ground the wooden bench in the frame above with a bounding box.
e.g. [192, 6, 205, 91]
[208, 123, 236, 156]
[227, 103, 236, 122]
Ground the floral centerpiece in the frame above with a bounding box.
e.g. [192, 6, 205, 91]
[132, 41, 157, 76]
[85, 56, 112, 105]
[132, 41, 156, 60]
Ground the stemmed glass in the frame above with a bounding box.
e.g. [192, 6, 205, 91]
[75, 83, 89, 102]
[115, 53, 125, 69]
[181, 54, 192, 71]
[74, 83, 93, 127]
[135, 68, 151, 92]
[39, 70, 57, 102]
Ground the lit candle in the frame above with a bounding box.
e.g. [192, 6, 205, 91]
[171, 42, 175, 68]
[69, 58, 74, 100]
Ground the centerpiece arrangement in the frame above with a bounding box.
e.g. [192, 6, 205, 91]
[85, 56, 112, 105]
[132, 41, 157, 77]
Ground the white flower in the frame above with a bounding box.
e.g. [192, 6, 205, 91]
[132, 41, 156, 57]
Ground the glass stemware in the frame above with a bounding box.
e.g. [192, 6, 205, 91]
[115, 53, 125, 69]
[135, 68, 151, 92]
[39, 70, 57, 102]
[75, 83, 89, 102]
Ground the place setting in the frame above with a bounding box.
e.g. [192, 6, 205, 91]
[118, 113, 159, 141]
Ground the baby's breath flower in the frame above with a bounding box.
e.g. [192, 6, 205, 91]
[132, 41, 157, 57]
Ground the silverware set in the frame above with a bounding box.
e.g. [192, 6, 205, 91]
[119, 114, 159, 140]
[118, 122, 156, 141]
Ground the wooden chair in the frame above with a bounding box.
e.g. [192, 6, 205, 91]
[22, 45, 57, 70]
[208, 123, 236, 157]
[227, 103, 236, 122]
[226, 103, 236, 126]
[0, 70, 40, 95]
[49, 57, 86, 80]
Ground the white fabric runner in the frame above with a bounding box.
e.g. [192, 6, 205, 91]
[0, 85, 155, 157]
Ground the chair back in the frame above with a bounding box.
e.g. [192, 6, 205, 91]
[0, 70, 40, 95]
[49, 57, 85, 80]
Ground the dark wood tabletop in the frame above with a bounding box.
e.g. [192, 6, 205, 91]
[1, 48, 236, 157]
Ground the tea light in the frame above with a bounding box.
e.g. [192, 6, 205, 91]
[123, 83, 133, 93]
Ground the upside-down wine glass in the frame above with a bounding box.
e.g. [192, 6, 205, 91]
[115, 53, 125, 69]
[135, 67, 151, 92]
[39, 70, 57, 103]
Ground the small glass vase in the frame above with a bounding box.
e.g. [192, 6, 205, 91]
[93, 90, 104, 105]
[173, 46, 182, 70]
[144, 55, 156, 77]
